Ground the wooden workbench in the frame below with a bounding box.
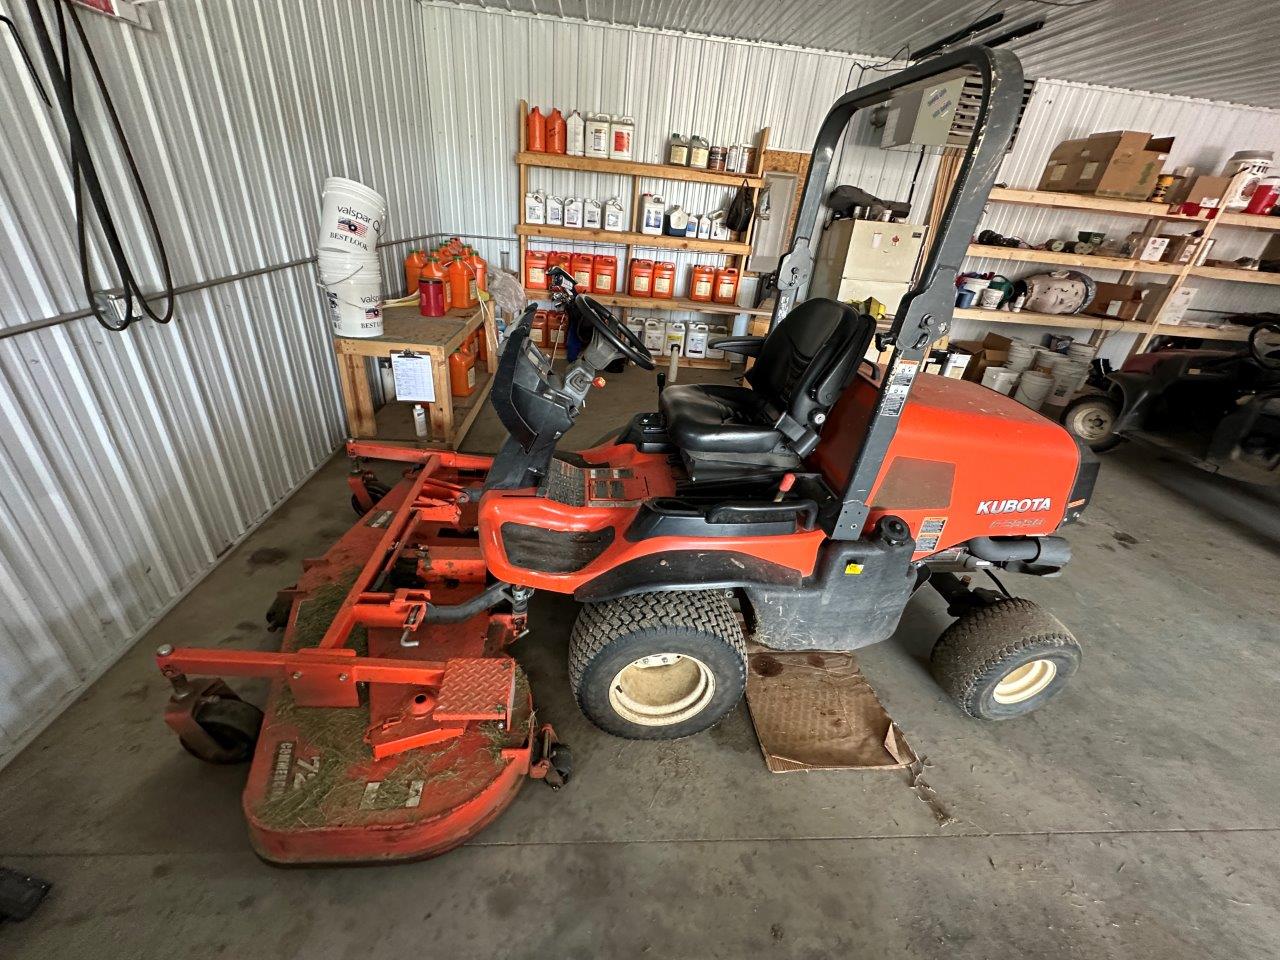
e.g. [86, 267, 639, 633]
[332, 303, 498, 446]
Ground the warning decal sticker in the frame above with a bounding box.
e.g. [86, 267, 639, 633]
[883, 358, 920, 418]
[916, 516, 948, 553]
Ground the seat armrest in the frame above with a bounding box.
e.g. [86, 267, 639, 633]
[709, 335, 764, 358]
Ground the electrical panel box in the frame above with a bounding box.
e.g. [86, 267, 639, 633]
[809, 219, 928, 314]
[880, 78, 965, 148]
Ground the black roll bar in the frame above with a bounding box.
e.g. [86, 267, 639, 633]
[771, 46, 1024, 540]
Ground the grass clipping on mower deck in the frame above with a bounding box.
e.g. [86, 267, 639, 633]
[253, 575, 529, 830]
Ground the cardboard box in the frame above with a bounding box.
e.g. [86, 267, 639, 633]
[1135, 236, 1170, 261]
[1083, 282, 1146, 320]
[950, 332, 1011, 384]
[1147, 285, 1197, 325]
[1037, 137, 1090, 191]
[1037, 131, 1174, 200]
[1160, 234, 1203, 264]
[1172, 179, 1233, 213]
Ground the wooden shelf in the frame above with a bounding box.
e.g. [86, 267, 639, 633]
[1189, 265, 1280, 286]
[1152, 324, 1250, 341]
[524, 288, 770, 317]
[953, 306, 1147, 333]
[966, 243, 1183, 276]
[1218, 210, 1280, 231]
[986, 187, 1208, 222]
[516, 223, 750, 255]
[517, 150, 763, 188]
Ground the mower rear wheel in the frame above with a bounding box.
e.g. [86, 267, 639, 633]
[180, 696, 263, 764]
[930, 598, 1081, 721]
[569, 591, 746, 740]
[1062, 394, 1122, 452]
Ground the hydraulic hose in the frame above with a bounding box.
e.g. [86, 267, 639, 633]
[424, 581, 514, 625]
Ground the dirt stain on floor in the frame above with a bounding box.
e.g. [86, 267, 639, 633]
[1113, 531, 1139, 547]
[247, 547, 290, 567]
[751, 654, 784, 677]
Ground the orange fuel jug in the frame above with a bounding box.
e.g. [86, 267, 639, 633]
[571, 253, 594, 289]
[712, 267, 740, 304]
[546, 109, 566, 154]
[449, 343, 477, 398]
[689, 264, 715, 302]
[530, 309, 550, 348]
[629, 259, 654, 297]
[591, 255, 617, 294]
[527, 106, 546, 152]
[465, 250, 487, 302]
[525, 250, 549, 290]
[403, 249, 426, 297]
[652, 261, 676, 299]
[447, 256, 474, 309]
[547, 250, 570, 272]
[421, 256, 452, 311]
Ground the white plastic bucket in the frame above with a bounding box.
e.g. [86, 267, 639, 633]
[1014, 370, 1053, 411]
[318, 177, 387, 257]
[1006, 341, 1036, 372]
[318, 253, 380, 286]
[981, 365, 1020, 396]
[322, 262, 384, 338]
[1047, 359, 1090, 403]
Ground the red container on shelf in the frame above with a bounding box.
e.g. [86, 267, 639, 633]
[689, 264, 715, 302]
[418, 276, 446, 317]
[421, 256, 452, 311]
[571, 253, 594, 289]
[652, 261, 676, 299]
[525, 250, 549, 290]
[531, 309, 549, 347]
[712, 267, 740, 304]
[1245, 177, 1280, 215]
[629, 259, 655, 297]
[547, 250, 570, 271]
[404, 249, 426, 297]
[591, 255, 617, 294]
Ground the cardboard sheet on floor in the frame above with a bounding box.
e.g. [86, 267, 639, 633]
[745, 646, 917, 773]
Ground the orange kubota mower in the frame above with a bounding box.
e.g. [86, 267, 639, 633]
[155, 47, 1095, 864]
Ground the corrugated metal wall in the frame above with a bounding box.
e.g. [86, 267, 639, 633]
[415, 5, 939, 323]
[0, 0, 437, 763]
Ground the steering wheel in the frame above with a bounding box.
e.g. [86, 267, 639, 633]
[577, 295, 655, 370]
[1249, 321, 1280, 370]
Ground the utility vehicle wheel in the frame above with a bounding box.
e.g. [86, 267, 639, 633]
[1062, 394, 1122, 452]
[930, 598, 1081, 721]
[180, 696, 263, 764]
[569, 591, 746, 740]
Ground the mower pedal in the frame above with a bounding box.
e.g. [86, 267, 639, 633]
[434, 657, 516, 723]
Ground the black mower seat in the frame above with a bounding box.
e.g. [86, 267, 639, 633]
[660, 298, 874, 475]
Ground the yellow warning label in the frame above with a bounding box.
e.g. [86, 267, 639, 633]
[844, 562, 864, 575]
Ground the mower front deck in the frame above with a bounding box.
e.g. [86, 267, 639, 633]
[156, 445, 563, 865]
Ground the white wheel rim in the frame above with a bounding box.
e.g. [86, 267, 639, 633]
[993, 658, 1057, 704]
[608, 653, 716, 727]
[1070, 403, 1114, 442]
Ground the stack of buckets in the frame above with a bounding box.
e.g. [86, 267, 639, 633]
[317, 177, 387, 338]
[980, 338, 1096, 412]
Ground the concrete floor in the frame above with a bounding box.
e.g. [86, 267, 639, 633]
[3, 364, 1279, 959]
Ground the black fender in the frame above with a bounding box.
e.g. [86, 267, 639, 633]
[1105, 371, 1154, 434]
[572, 550, 803, 602]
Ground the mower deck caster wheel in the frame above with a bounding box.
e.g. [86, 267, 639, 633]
[930, 598, 1081, 721]
[569, 591, 746, 740]
[351, 480, 392, 516]
[180, 696, 264, 764]
[544, 743, 573, 789]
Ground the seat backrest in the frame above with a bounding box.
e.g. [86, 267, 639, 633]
[746, 298, 875, 439]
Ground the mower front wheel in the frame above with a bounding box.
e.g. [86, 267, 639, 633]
[569, 591, 746, 740]
[930, 598, 1081, 721]
[179, 696, 263, 764]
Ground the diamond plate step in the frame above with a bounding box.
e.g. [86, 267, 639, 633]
[434, 657, 516, 722]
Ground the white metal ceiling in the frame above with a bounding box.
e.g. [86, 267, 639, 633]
[436, 0, 1280, 108]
